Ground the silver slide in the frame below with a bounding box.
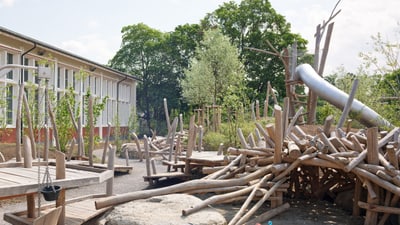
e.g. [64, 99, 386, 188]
[294, 64, 393, 128]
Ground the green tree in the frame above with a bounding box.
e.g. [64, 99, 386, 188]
[109, 23, 203, 135]
[201, 0, 307, 102]
[182, 28, 246, 107]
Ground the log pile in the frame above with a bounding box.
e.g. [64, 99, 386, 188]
[95, 104, 400, 225]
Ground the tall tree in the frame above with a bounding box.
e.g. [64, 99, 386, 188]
[109, 23, 202, 134]
[182, 28, 246, 107]
[202, 0, 307, 102]
[109, 23, 166, 134]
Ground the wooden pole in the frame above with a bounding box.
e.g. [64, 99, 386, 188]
[102, 123, 111, 164]
[55, 151, 66, 225]
[88, 96, 94, 167]
[16, 83, 24, 162]
[106, 144, 115, 196]
[337, 79, 359, 129]
[163, 98, 171, 132]
[22, 92, 36, 159]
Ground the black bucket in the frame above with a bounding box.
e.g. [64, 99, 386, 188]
[41, 185, 61, 201]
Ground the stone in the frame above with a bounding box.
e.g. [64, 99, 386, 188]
[102, 194, 227, 225]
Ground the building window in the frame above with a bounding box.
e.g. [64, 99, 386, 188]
[65, 69, 69, 88]
[72, 71, 76, 90]
[23, 58, 29, 82]
[57, 68, 61, 88]
[6, 85, 13, 125]
[34, 61, 39, 84]
[6, 53, 13, 80]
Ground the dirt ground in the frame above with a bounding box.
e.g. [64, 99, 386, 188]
[0, 143, 367, 225]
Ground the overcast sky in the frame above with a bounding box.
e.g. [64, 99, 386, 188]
[1, 0, 399, 75]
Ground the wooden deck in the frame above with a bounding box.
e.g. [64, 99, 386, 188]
[4, 196, 112, 225]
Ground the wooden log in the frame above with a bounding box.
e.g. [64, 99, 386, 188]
[274, 105, 283, 164]
[376, 170, 392, 181]
[88, 96, 94, 167]
[237, 128, 250, 149]
[329, 137, 348, 151]
[67, 138, 75, 161]
[353, 178, 362, 216]
[257, 156, 275, 166]
[204, 154, 243, 180]
[96, 165, 272, 209]
[358, 201, 400, 214]
[255, 122, 274, 148]
[101, 123, 111, 164]
[16, 83, 24, 162]
[131, 132, 143, 161]
[377, 194, 400, 225]
[301, 157, 342, 169]
[163, 98, 171, 132]
[228, 175, 273, 225]
[288, 141, 301, 159]
[183, 175, 275, 216]
[23, 135, 32, 168]
[22, 92, 36, 159]
[323, 115, 334, 136]
[353, 167, 400, 197]
[47, 95, 61, 153]
[227, 147, 272, 157]
[143, 136, 152, 185]
[55, 151, 66, 225]
[273, 153, 317, 182]
[217, 143, 224, 155]
[378, 127, 400, 149]
[349, 134, 365, 153]
[337, 79, 359, 129]
[106, 145, 115, 196]
[318, 130, 338, 153]
[247, 133, 256, 148]
[343, 150, 367, 172]
[386, 145, 398, 170]
[285, 106, 304, 139]
[246, 202, 290, 225]
[271, 163, 290, 174]
[234, 178, 287, 225]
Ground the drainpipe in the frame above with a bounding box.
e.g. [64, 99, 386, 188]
[116, 75, 128, 116]
[20, 43, 36, 84]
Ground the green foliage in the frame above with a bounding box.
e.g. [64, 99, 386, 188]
[183, 28, 246, 107]
[203, 131, 227, 151]
[202, 0, 308, 101]
[54, 87, 76, 152]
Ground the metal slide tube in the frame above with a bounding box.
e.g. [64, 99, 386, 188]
[294, 64, 393, 128]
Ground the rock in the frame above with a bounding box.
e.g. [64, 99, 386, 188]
[102, 194, 227, 225]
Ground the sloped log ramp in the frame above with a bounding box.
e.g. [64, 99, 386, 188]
[4, 196, 112, 225]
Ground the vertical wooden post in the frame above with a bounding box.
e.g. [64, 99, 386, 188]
[337, 79, 359, 129]
[102, 123, 111, 164]
[55, 151, 66, 225]
[185, 115, 196, 176]
[22, 92, 36, 159]
[164, 98, 171, 132]
[365, 127, 379, 225]
[106, 145, 115, 196]
[23, 135, 35, 218]
[143, 136, 152, 185]
[88, 96, 94, 167]
[16, 83, 24, 162]
[255, 100, 260, 120]
[272, 105, 283, 208]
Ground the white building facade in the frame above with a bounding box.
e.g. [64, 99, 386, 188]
[0, 26, 139, 143]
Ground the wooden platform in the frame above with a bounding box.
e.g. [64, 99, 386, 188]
[63, 160, 133, 174]
[4, 196, 112, 225]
